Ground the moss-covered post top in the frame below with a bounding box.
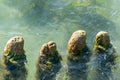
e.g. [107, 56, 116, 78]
[67, 30, 87, 54]
[38, 41, 61, 64]
[3, 36, 25, 56]
[40, 41, 57, 56]
[48, 41, 57, 55]
[2, 36, 26, 66]
[95, 31, 110, 50]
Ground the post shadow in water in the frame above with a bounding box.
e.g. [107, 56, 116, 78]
[2, 36, 27, 80]
[91, 31, 116, 80]
[36, 41, 62, 80]
[66, 30, 91, 80]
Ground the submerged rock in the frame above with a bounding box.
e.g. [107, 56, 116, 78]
[66, 30, 91, 80]
[2, 36, 27, 80]
[36, 41, 62, 80]
[91, 31, 116, 80]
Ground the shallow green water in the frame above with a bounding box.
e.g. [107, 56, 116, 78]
[0, 0, 120, 80]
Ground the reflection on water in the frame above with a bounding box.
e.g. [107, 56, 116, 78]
[66, 47, 91, 80]
[0, 0, 120, 80]
[88, 44, 117, 80]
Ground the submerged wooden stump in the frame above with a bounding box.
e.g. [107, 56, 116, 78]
[2, 36, 27, 80]
[66, 30, 91, 80]
[36, 41, 62, 80]
[91, 31, 116, 80]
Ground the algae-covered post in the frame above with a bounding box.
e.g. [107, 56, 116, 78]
[91, 31, 116, 80]
[36, 41, 62, 80]
[2, 36, 27, 80]
[66, 30, 91, 80]
[94, 31, 111, 52]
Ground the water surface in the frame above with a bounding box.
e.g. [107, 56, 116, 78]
[0, 0, 120, 80]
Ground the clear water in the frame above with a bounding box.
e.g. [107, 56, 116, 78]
[0, 0, 120, 80]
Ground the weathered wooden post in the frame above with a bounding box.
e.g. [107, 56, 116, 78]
[36, 41, 62, 80]
[67, 30, 91, 80]
[92, 31, 116, 80]
[2, 36, 27, 80]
